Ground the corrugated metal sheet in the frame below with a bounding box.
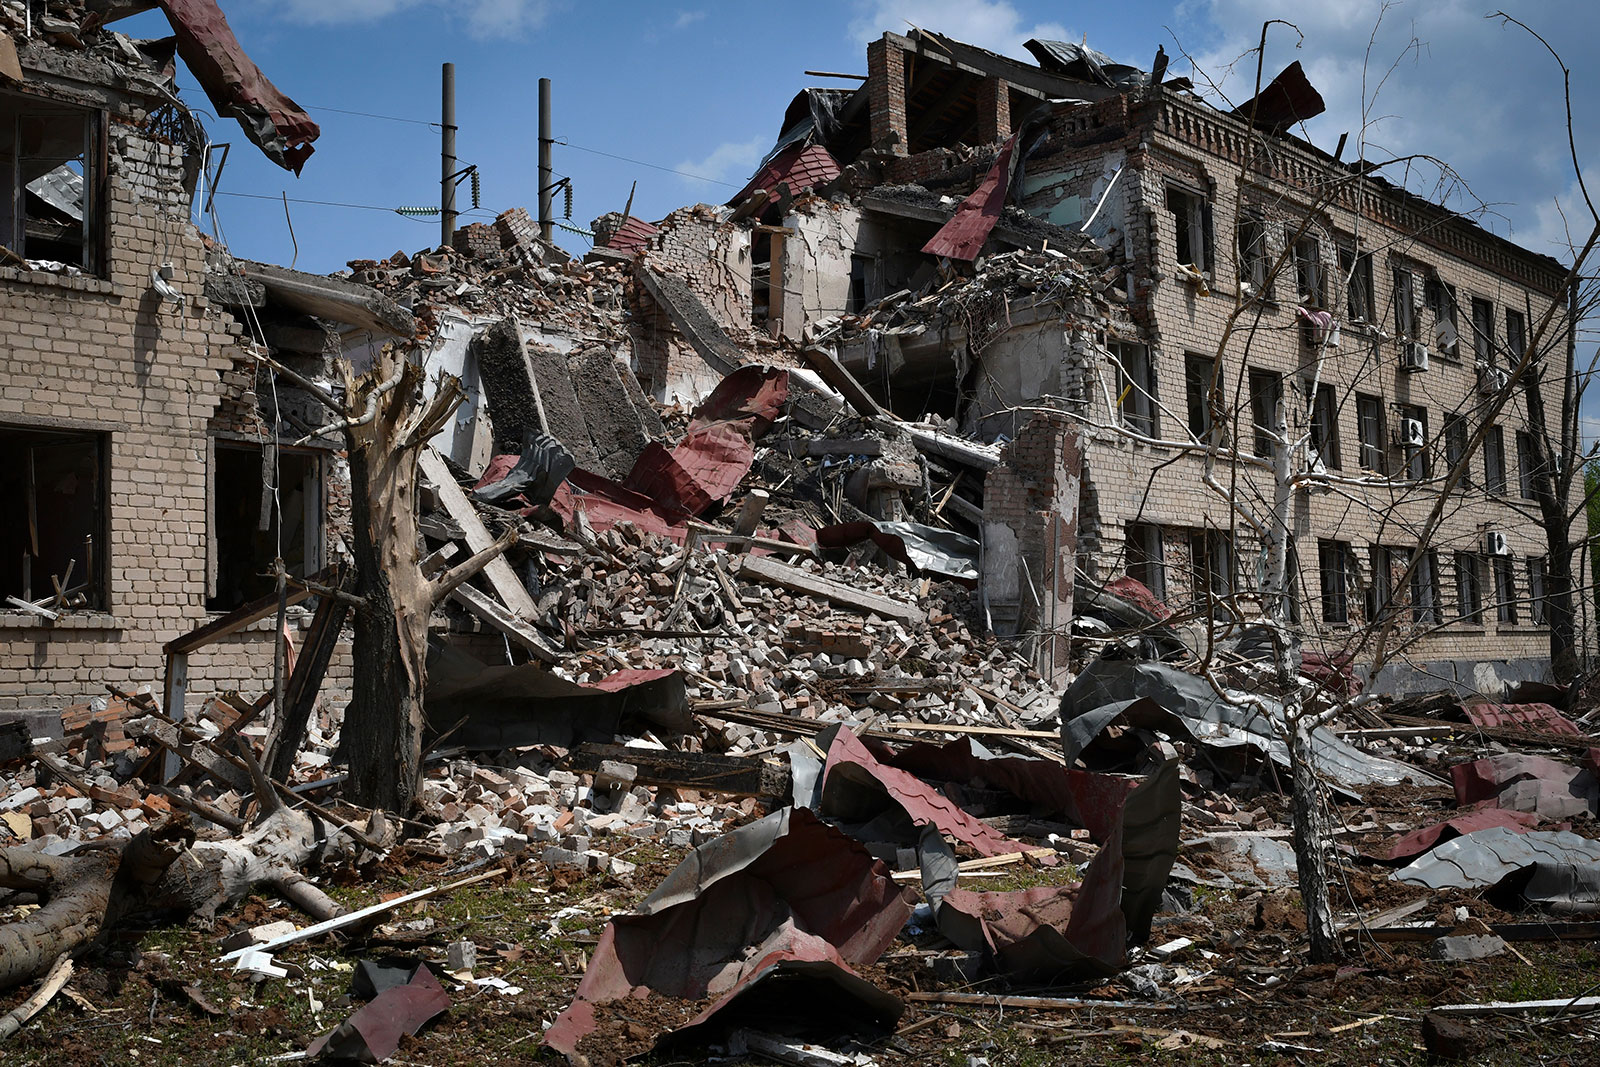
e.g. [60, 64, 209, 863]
[603, 214, 658, 253]
[921, 133, 1016, 261]
[1464, 702, 1584, 737]
[729, 143, 841, 207]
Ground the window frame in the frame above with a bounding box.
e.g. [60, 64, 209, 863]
[1165, 184, 1213, 273]
[0, 423, 111, 612]
[1443, 414, 1472, 488]
[1113, 342, 1159, 437]
[1410, 549, 1441, 624]
[1184, 352, 1220, 441]
[1290, 228, 1324, 307]
[1392, 262, 1417, 340]
[1471, 297, 1495, 365]
[1515, 429, 1538, 499]
[1528, 556, 1548, 625]
[1397, 403, 1429, 481]
[1505, 308, 1527, 362]
[1356, 393, 1387, 474]
[0, 92, 108, 277]
[1339, 241, 1374, 323]
[1126, 522, 1166, 601]
[1493, 553, 1519, 625]
[1455, 551, 1483, 624]
[1248, 367, 1283, 459]
[1483, 426, 1507, 494]
[1308, 381, 1341, 469]
[1237, 212, 1269, 295]
[1318, 539, 1353, 624]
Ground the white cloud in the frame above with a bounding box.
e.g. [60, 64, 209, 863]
[269, 0, 554, 39]
[673, 10, 707, 29]
[1182, 0, 1600, 262]
[674, 135, 770, 192]
[849, 0, 1068, 60]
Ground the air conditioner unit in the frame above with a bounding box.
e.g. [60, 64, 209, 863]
[1400, 418, 1426, 448]
[1400, 341, 1430, 372]
[1485, 530, 1510, 556]
[1476, 365, 1509, 395]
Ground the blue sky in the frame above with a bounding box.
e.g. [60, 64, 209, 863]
[118, 0, 1598, 284]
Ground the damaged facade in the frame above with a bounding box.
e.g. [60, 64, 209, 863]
[5, 9, 1600, 1066]
[0, 1, 413, 730]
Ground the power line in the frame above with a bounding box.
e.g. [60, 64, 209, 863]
[213, 190, 500, 218]
[302, 102, 439, 127]
[557, 139, 742, 188]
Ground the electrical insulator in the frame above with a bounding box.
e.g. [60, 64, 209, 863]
[395, 205, 439, 217]
[563, 181, 573, 219]
[471, 169, 481, 210]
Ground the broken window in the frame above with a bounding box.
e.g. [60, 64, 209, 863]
[1114, 343, 1159, 436]
[1248, 368, 1282, 458]
[1187, 528, 1234, 616]
[1184, 353, 1219, 441]
[1397, 403, 1429, 480]
[1443, 414, 1471, 488]
[1290, 229, 1323, 307]
[0, 424, 107, 612]
[1528, 556, 1548, 625]
[1319, 539, 1353, 624]
[1515, 430, 1537, 499]
[1236, 214, 1269, 294]
[1492, 553, 1519, 624]
[1471, 297, 1495, 364]
[1340, 242, 1374, 323]
[1410, 549, 1441, 624]
[1483, 426, 1507, 494]
[1505, 308, 1526, 361]
[1125, 522, 1165, 600]
[1356, 393, 1386, 474]
[1425, 276, 1459, 357]
[1165, 185, 1211, 272]
[0, 93, 104, 273]
[209, 442, 324, 612]
[1392, 263, 1417, 340]
[1366, 544, 1396, 620]
[1307, 381, 1340, 469]
[1283, 538, 1302, 625]
[847, 254, 874, 314]
[1455, 551, 1482, 624]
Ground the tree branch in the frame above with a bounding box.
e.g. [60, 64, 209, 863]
[430, 527, 519, 606]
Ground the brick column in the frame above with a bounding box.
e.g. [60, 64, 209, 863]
[977, 76, 1011, 143]
[867, 35, 909, 156]
[981, 412, 1081, 683]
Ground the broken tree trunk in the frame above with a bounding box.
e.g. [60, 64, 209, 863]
[0, 800, 364, 992]
[338, 349, 465, 812]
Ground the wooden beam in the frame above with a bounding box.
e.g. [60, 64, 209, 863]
[164, 582, 315, 655]
[447, 583, 559, 663]
[567, 743, 791, 798]
[736, 555, 925, 625]
[418, 449, 537, 620]
[797, 345, 886, 419]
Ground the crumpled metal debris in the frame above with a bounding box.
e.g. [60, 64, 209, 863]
[1061, 657, 1432, 791]
[307, 963, 449, 1063]
[1386, 811, 1540, 862]
[1392, 827, 1600, 890]
[544, 807, 912, 1063]
[1451, 752, 1600, 820]
[816, 520, 979, 585]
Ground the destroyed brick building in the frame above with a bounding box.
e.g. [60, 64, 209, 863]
[650, 28, 1577, 692]
[5, 7, 1600, 1065]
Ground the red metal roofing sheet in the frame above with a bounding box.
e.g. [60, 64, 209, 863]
[1464, 702, 1584, 737]
[603, 214, 658, 253]
[921, 133, 1017, 261]
[729, 143, 841, 207]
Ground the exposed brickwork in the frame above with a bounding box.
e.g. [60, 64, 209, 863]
[0, 69, 355, 722]
[866, 35, 909, 156]
[452, 221, 500, 260]
[977, 77, 1011, 144]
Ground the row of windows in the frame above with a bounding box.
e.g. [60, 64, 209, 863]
[1124, 522, 1553, 630]
[1167, 183, 1532, 366]
[1112, 344, 1547, 496]
[1318, 540, 1549, 627]
[0, 426, 323, 616]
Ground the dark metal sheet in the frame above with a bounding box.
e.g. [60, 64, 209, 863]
[307, 963, 448, 1062]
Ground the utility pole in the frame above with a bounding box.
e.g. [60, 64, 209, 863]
[441, 62, 457, 248]
[538, 76, 553, 243]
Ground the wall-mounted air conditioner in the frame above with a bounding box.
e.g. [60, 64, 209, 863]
[1400, 341, 1430, 373]
[1476, 365, 1509, 395]
[1400, 418, 1425, 448]
[1485, 530, 1510, 556]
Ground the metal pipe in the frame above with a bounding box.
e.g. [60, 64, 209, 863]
[538, 76, 553, 243]
[441, 62, 457, 248]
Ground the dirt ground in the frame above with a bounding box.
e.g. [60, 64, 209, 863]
[4, 792, 1598, 1067]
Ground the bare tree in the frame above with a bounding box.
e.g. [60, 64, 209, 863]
[1078, 13, 1594, 961]
[264, 345, 515, 812]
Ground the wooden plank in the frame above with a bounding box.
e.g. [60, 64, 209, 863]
[736, 555, 925, 624]
[266, 590, 352, 782]
[165, 584, 314, 655]
[160, 651, 187, 783]
[1367, 921, 1600, 944]
[218, 868, 509, 963]
[1337, 897, 1431, 933]
[448, 584, 558, 663]
[875, 721, 1059, 740]
[1433, 996, 1600, 1017]
[418, 449, 537, 620]
[568, 743, 791, 798]
[797, 345, 885, 419]
[906, 991, 1173, 1012]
